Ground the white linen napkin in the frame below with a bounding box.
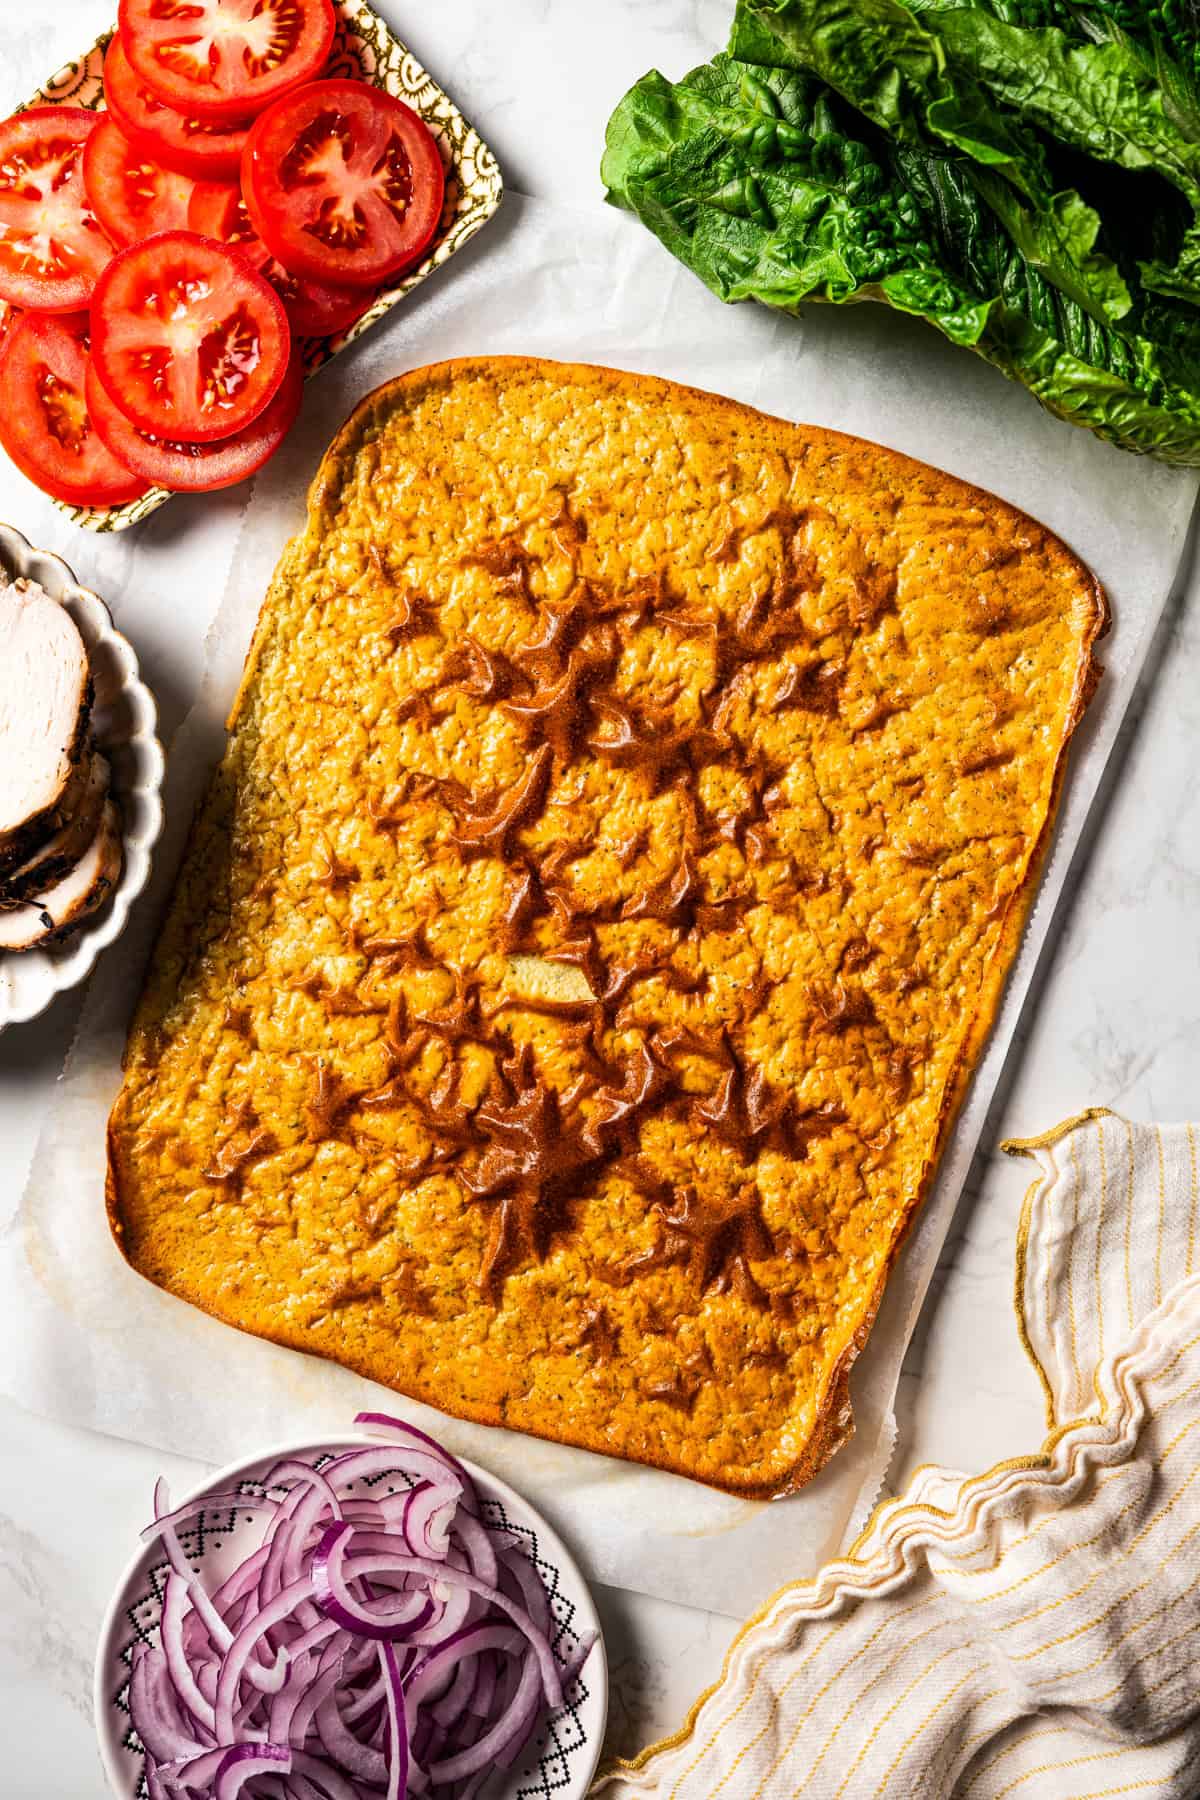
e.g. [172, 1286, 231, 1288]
[593, 1111, 1200, 1798]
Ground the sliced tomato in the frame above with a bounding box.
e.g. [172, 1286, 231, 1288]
[187, 181, 366, 337]
[0, 110, 113, 312]
[86, 351, 301, 490]
[0, 312, 147, 505]
[186, 179, 261, 254]
[102, 32, 251, 182]
[82, 115, 199, 248]
[242, 80, 445, 288]
[90, 229, 290, 443]
[277, 270, 366, 337]
[118, 0, 336, 123]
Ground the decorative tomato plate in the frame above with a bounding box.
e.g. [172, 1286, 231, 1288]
[11, 0, 503, 534]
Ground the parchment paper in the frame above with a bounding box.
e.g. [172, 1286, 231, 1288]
[1, 194, 1194, 1619]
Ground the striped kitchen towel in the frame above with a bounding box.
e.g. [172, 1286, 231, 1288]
[593, 1111, 1200, 1799]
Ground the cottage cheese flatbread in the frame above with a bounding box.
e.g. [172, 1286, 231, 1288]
[107, 359, 1105, 1495]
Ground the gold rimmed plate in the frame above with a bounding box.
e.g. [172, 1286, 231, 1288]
[10, 0, 504, 532]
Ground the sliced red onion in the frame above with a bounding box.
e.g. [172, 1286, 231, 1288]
[269, 1645, 344, 1748]
[403, 1481, 458, 1560]
[314, 1690, 388, 1785]
[130, 1427, 596, 1800]
[195, 1659, 220, 1710]
[129, 1646, 212, 1765]
[261, 1461, 345, 1521]
[277, 1617, 340, 1667]
[431, 1652, 542, 1783]
[317, 1549, 563, 1707]
[153, 1480, 234, 1656]
[312, 1522, 437, 1641]
[145, 1763, 171, 1800]
[429, 1655, 476, 1728]
[406, 1624, 524, 1716]
[382, 1643, 410, 1800]
[161, 1572, 217, 1733]
[308, 1526, 473, 1651]
[340, 1664, 387, 1726]
[245, 1646, 290, 1696]
[287, 1778, 326, 1800]
[449, 1511, 498, 1590]
[206, 1545, 271, 1614]
[213, 1576, 329, 1741]
[286, 1751, 363, 1800]
[354, 1413, 481, 1510]
[470, 1649, 498, 1723]
[558, 1630, 599, 1689]
[144, 1491, 278, 1539]
[258, 1465, 342, 1617]
[323, 1445, 463, 1496]
[498, 1538, 552, 1640]
[214, 1742, 291, 1799]
[412, 1577, 473, 1648]
[158, 1743, 236, 1791]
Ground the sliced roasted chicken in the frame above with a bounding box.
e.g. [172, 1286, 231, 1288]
[0, 578, 92, 867]
[0, 799, 122, 951]
[0, 751, 110, 905]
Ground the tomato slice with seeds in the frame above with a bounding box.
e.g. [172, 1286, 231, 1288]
[85, 350, 301, 491]
[276, 270, 366, 338]
[89, 229, 290, 443]
[0, 312, 148, 505]
[0, 109, 113, 313]
[118, 0, 336, 123]
[102, 32, 251, 182]
[186, 178, 265, 256]
[242, 80, 445, 288]
[186, 181, 366, 337]
[82, 115, 200, 248]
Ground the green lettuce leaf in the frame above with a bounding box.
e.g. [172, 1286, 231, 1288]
[912, 7, 1200, 200]
[728, 0, 1057, 199]
[737, 0, 1200, 304]
[602, 49, 1200, 463]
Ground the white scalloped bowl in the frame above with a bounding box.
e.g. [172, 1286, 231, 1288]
[0, 524, 164, 1030]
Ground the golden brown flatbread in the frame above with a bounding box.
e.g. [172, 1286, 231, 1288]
[107, 359, 1105, 1495]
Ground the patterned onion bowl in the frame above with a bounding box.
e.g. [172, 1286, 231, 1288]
[94, 1436, 608, 1800]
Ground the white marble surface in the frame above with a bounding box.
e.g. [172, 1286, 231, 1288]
[0, 1, 1197, 1792]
